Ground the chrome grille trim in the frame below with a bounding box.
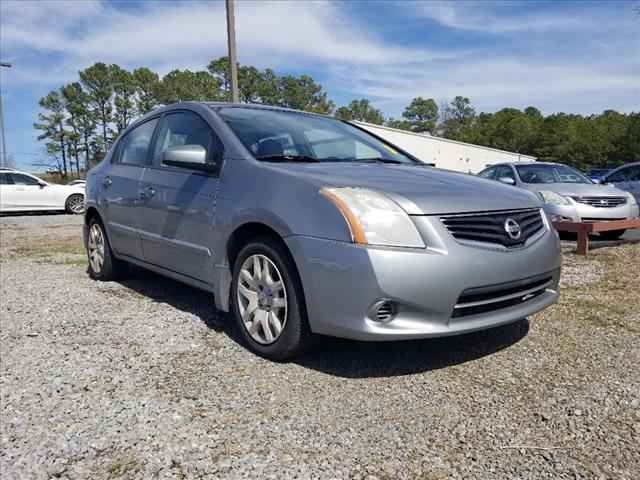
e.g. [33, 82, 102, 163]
[440, 208, 545, 249]
[571, 196, 627, 208]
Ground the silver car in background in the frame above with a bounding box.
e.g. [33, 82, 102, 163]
[84, 103, 561, 360]
[479, 162, 639, 239]
[600, 162, 640, 205]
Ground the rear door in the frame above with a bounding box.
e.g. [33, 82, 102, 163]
[137, 109, 223, 283]
[102, 117, 159, 260]
[0, 172, 17, 211]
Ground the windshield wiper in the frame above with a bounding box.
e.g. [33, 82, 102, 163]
[255, 154, 321, 163]
[355, 157, 405, 165]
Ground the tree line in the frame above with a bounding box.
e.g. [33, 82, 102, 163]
[35, 57, 639, 175]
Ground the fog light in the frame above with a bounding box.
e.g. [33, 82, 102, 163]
[370, 300, 396, 323]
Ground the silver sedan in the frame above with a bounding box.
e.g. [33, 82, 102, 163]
[84, 103, 561, 360]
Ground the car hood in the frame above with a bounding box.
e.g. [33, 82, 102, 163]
[267, 163, 541, 215]
[522, 183, 627, 197]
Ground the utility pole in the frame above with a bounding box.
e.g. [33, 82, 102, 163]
[0, 62, 12, 168]
[226, 0, 239, 103]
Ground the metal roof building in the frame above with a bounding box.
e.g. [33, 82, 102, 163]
[354, 121, 536, 174]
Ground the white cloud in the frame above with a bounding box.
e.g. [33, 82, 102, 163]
[0, 0, 430, 71]
[0, 0, 637, 118]
[330, 55, 640, 116]
[410, 0, 596, 34]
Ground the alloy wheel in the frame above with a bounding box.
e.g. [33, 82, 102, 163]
[68, 195, 85, 214]
[87, 224, 105, 273]
[237, 254, 288, 345]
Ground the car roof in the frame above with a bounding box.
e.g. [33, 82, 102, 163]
[121, 101, 337, 143]
[603, 161, 640, 176]
[487, 162, 567, 168]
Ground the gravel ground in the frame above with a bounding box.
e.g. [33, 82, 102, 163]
[1, 214, 639, 480]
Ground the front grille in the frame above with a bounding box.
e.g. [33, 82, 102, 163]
[452, 272, 553, 318]
[571, 196, 627, 208]
[440, 208, 544, 248]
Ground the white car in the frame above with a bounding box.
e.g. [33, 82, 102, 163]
[0, 168, 85, 214]
[67, 179, 86, 187]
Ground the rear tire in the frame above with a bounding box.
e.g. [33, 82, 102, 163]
[230, 236, 313, 361]
[86, 217, 127, 281]
[599, 229, 626, 240]
[65, 194, 85, 214]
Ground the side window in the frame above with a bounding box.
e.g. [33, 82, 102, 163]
[11, 174, 41, 186]
[0, 173, 14, 185]
[117, 118, 159, 166]
[479, 167, 496, 179]
[496, 166, 515, 182]
[627, 166, 640, 182]
[153, 111, 222, 165]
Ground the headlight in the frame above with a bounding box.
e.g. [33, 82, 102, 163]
[627, 191, 638, 206]
[538, 190, 571, 206]
[320, 187, 425, 248]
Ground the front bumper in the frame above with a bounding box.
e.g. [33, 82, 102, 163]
[544, 200, 639, 222]
[285, 216, 561, 341]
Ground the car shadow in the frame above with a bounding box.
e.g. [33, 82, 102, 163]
[294, 320, 529, 378]
[116, 267, 227, 333]
[114, 267, 529, 378]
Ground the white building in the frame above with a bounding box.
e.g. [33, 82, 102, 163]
[354, 121, 536, 174]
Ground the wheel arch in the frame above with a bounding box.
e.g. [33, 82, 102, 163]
[217, 221, 306, 315]
[84, 206, 104, 229]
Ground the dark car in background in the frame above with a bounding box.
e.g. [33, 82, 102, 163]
[587, 168, 613, 183]
[600, 162, 640, 205]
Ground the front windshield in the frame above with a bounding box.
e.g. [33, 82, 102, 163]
[216, 107, 418, 165]
[516, 164, 592, 184]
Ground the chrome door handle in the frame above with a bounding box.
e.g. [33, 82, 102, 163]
[139, 186, 155, 200]
[103, 177, 112, 187]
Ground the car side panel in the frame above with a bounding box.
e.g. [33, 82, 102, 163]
[100, 164, 145, 259]
[137, 167, 218, 283]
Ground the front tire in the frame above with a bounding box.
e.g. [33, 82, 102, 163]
[599, 229, 626, 240]
[65, 194, 85, 214]
[231, 237, 312, 361]
[86, 218, 127, 281]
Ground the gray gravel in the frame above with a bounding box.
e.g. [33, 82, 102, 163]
[1, 214, 639, 479]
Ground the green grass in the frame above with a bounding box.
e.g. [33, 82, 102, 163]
[107, 456, 140, 478]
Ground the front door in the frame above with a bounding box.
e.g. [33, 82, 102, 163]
[7, 173, 53, 209]
[137, 110, 222, 283]
[102, 117, 159, 260]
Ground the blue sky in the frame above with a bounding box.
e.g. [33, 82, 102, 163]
[1, 0, 639, 170]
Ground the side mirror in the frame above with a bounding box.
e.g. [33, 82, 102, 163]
[162, 145, 216, 172]
[38, 181, 47, 188]
[498, 176, 516, 186]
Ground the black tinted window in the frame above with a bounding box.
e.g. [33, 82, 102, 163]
[154, 111, 222, 164]
[11, 173, 41, 186]
[117, 118, 158, 166]
[606, 169, 628, 183]
[628, 166, 640, 181]
[0, 173, 13, 185]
